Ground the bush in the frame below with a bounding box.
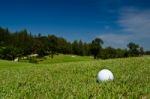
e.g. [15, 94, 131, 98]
[29, 57, 38, 63]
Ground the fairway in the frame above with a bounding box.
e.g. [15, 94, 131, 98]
[19, 54, 93, 64]
[0, 56, 150, 98]
[38, 54, 93, 64]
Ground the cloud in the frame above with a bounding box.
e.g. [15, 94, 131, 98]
[98, 33, 131, 48]
[100, 33, 129, 44]
[98, 7, 150, 50]
[118, 7, 150, 39]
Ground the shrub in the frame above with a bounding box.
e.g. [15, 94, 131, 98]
[29, 57, 38, 63]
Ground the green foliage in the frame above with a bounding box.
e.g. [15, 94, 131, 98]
[145, 51, 150, 55]
[100, 47, 127, 59]
[0, 27, 10, 46]
[127, 42, 140, 57]
[0, 26, 148, 61]
[0, 46, 23, 60]
[57, 38, 72, 54]
[47, 35, 58, 58]
[90, 38, 103, 59]
[72, 40, 88, 56]
[0, 56, 150, 98]
[28, 57, 38, 64]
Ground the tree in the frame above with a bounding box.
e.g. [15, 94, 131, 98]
[100, 47, 116, 59]
[127, 42, 140, 56]
[0, 26, 146, 61]
[0, 46, 23, 60]
[57, 37, 71, 54]
[48, 35, 58, 58]
[35, 36, 49, 57]
[72, 40, 80, 55]
[145, 50, 150, 55]
[100, 47, 127, 59]
[0, 27, 10, 46]
[90, 38, 103, 59]
[12, 30, 34, 55]
[78, 40, 84, 56]
[139, 47, 144, 56]
[83, 42, 90, 56]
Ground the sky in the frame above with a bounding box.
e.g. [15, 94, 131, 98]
[0, 0, 150, 50]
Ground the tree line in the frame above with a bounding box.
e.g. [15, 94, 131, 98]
[0, 27, 148, 60]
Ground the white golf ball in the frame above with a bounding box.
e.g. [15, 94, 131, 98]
[97, 69, 114, 82]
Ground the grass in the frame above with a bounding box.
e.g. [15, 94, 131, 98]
[0, 55, 150, 98]
[19, 54, 93, 64]
[38, 54, 93, 64]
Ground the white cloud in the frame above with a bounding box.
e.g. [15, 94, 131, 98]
[100, 33, 129, 44]
[98, 33, 131, 48]
[118, 8, 150, 39]
[98, 7, 150, 50]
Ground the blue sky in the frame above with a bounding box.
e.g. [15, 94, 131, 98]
[0, 0, 150, 50]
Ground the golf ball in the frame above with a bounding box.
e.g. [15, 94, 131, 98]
[97, 69, 114, 82]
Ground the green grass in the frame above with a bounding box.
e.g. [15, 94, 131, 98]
[20, 54, 93, 64]
[0, 56, 150, 98]
[38, 54, 93, 64]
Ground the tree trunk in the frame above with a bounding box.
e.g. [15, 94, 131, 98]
[51, 54, 54, 59]
[94, 55, 96, 59]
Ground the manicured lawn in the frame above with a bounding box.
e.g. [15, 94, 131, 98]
[0, 56, 150, 98]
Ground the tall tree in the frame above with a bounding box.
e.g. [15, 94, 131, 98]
[48, 35, 58, 58]
[0, 27, 10, 46]
[127, 42, 140, 56]
[139, 47, 144, 56]
[0, 46, 23, 60]
[72, 40, 80, 55]
[90, 38, 103, 59]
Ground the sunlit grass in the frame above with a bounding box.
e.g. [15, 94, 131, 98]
[38, 54, 93, 64]
[0, 56, 150, 98]
[19, 54, 93, 64]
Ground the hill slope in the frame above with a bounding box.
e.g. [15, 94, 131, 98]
[0, 56, 150, 98]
